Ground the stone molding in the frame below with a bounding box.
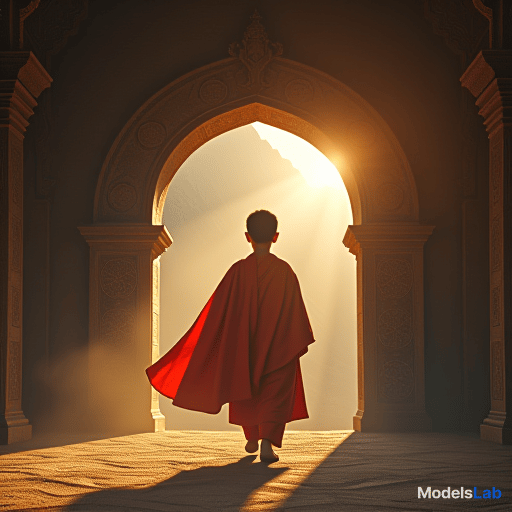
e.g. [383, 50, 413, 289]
[344, 224, 436, 256]
[0, 52, 52, 135]
[79, 225, 172, 259]
[0, 51, 51, 444]
[461, 49, 512, 444]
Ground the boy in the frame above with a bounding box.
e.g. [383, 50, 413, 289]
[147, 210, 314, 462]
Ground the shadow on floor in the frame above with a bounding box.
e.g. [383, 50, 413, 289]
[280, 432, 512, 511]
[63, 455, 288, 512]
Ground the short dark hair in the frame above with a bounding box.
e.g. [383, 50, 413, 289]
[246, 210, 278, 243]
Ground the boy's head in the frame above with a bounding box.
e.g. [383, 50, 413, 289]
[246, 210, 278, 243]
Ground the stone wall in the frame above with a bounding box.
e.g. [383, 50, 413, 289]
[21, 0, 490, 434]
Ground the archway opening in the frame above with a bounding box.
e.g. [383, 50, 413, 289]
[158, 121, 357, 430]
[89, 61, 427, 434]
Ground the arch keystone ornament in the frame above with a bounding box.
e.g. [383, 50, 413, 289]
[228, 10, 283, 90]
[87, 12, 434, 435]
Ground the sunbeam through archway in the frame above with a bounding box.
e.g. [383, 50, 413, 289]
[159, 123, 357, 432]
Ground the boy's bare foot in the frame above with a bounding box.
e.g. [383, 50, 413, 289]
[245, 440, 259, 453]
[260, 438, 279, 463]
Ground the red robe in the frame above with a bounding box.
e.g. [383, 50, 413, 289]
[146, 252, 315, 424]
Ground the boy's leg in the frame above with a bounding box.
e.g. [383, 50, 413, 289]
[260, 438, 279, 462]
[259, 421, 285, 448]
[259, 422, 285, 462]
[243, 425, 259, 453]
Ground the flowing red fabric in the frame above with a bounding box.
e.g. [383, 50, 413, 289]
[146, 252, 314, 420]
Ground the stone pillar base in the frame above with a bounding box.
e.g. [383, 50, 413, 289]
[0, 412, 32, 444]
[354, 409, 432, 433]
[152, 411, 166, 432]
[480, 412, 512, 444]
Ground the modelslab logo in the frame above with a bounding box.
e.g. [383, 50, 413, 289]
[418, 487, 502, 500]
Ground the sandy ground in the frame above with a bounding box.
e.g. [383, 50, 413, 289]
[0, 430, 511, 511]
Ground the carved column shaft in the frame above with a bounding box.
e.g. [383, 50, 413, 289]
[461, 50, 512, 444]
[344, 224, 434, 432]
[0, 52, 51, 444]
[79, 225, 171, 434]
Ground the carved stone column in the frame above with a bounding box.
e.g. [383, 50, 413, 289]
[343, 224, 434, 432]
[461, 50, 512, 444]
[79, 225, 171, 434]
[0, 52, 51, 444]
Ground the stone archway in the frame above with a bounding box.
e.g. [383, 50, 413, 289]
[81, 26, 433, 433]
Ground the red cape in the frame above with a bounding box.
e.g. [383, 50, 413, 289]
[146, 252, 314, 418]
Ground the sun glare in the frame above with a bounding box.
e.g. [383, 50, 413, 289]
[252, 122, 343, 190]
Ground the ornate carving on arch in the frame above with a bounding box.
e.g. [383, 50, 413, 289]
[424, 0, 488, 68]
[199, 79, 229, 105]
[228, 10, 283, 90]
[138, 122, 167, 149]
[25, 0, 89, 67]
[285, 79, 314, 104]
[375, 182, 405, 213]
[108, 182, 138, 213]
[94, 56, 420, 228]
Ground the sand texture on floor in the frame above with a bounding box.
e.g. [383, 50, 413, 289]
[0, 431, 511, 511]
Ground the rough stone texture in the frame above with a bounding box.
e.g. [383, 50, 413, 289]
[0, 431, 511, 511]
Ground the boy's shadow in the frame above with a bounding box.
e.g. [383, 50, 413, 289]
[65, 455, 288, 511]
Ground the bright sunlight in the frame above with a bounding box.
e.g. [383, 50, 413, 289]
[252, 122, 343, 190]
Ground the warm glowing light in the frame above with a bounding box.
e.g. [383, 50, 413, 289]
[161, 123, 356, 431]
[240, 432, 352, 510]
[252, 122, 343, 190]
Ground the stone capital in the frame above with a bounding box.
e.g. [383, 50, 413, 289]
[461, 51, 512, 136]
[460, 51, 512, 98]
[343, 224, 435, 256]
[0, 52, 52, 135]
[79, 224, 172, 260]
